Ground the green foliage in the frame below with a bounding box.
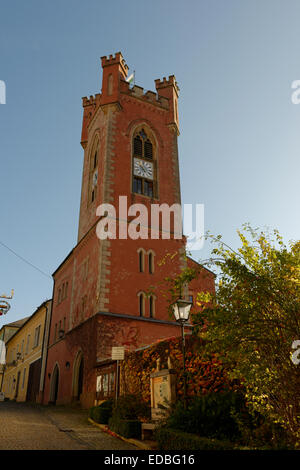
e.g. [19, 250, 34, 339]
[165, 390, 244, 441]
[93, 407, 112, 424]
[89, 399, 114, 424]
[112, 394, 150, 421]
[98, 399, 113, 411]
[108, 416, 141, 439]
[191, 225, 300, 443]
[88, 406, 96, 419]
[155, 427, 235, 450]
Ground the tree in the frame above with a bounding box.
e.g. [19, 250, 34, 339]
[192, 225, 300, 444]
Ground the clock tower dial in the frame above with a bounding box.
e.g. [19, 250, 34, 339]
[133, 158, 153, 180]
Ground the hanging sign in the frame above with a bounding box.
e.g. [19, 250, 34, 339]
[0, 301, 10, 315]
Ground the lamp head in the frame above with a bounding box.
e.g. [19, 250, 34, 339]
[172, 299, 192, 323]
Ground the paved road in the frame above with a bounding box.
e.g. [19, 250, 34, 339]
[0, 401, 137, 450]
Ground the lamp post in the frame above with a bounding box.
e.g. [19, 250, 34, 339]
[172, 299, 192, 409]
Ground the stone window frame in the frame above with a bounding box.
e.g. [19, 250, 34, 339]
[147, 249, 155, 274]
[137, 291, 146, 317]
[88, 134, 100, 207]
[137, 248, 146, 273]
[131, 125, 158, 199]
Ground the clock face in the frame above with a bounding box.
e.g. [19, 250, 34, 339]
[133, 158, 153, 180]
[92, 170, 98, 187]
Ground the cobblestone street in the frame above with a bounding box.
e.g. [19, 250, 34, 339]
[0, 401, 137, 450]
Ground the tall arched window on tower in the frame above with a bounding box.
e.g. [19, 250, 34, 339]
[132, 128, 156, 198]
[149, 295, 156, 318]
[137, 248, 145, 272]
[88, 137, 99, 205]
[147, 250, 155, 274]
[138, 292, 145, 317]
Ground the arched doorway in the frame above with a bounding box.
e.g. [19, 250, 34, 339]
[72, 351, 84, 402]
[49, 364, 59, 404]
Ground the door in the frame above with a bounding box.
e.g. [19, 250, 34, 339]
[26, 359, 42, 402]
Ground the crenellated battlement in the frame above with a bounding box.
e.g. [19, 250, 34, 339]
[82, 93, 101, 108]
[120, 80, 169, 110]
[101, 51, 129, 77]
[155, 75, 180, 95]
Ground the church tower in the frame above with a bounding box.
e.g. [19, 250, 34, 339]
[42, 53, 215, 408]
[78, 52, 181, 241]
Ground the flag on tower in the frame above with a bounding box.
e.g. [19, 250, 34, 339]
[126, 71, 135, 85]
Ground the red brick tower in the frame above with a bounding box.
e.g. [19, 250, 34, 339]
[42, 53, 215, 408]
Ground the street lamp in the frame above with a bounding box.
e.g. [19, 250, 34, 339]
[172, 299, 193, 409]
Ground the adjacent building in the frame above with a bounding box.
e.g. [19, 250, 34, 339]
[0, 317, 30, 391]
[2, 300, 51, 402]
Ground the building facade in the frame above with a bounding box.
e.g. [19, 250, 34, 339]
[42, 53, 215, 408]
[0, 317, 30, 391]
[2, 300, 51, 402]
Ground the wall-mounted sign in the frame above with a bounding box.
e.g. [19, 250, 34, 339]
[111, 346, 125, 361]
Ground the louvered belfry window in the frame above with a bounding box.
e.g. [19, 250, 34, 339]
[144, 139, 153, 159]
[132, 129, 155, 197]
[134, 135, 142, 156]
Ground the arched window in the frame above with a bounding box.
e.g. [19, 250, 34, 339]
[132, 128, 156, 197]
[149, 295, 155, 318]
[138, 292, 145, 317]
[148, 251, 155, 274]
[137, 248, 145, 273]
[91, 151, 98, 203]
[88, 138, 99, 205]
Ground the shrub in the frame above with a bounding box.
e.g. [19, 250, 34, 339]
[89, 406, 96, 419]
[112, 394, 150, 421]
[108, 416, 141, 439]
[164, 391, 292, 448]
[98, 399, 113, 411]
[155, 427, 234, 450]
[89, 399, 114, 424]
[166, 390, 244, 441]
[92, 407, 112, 424]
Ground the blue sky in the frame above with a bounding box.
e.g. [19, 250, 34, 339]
[0, 0, 299, 324]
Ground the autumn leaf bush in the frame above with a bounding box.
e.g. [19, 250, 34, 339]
[192, 225, 300, 445]
[120, 335, 234, 405]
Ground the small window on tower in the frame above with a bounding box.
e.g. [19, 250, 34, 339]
[93, 151, 98, 169]
[149, 296, 155, 318]
[88, 138, 99, 206]
[148, 252, 154, 274]
[138, 250, 144, 272]
[138, 292, 145, 317]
